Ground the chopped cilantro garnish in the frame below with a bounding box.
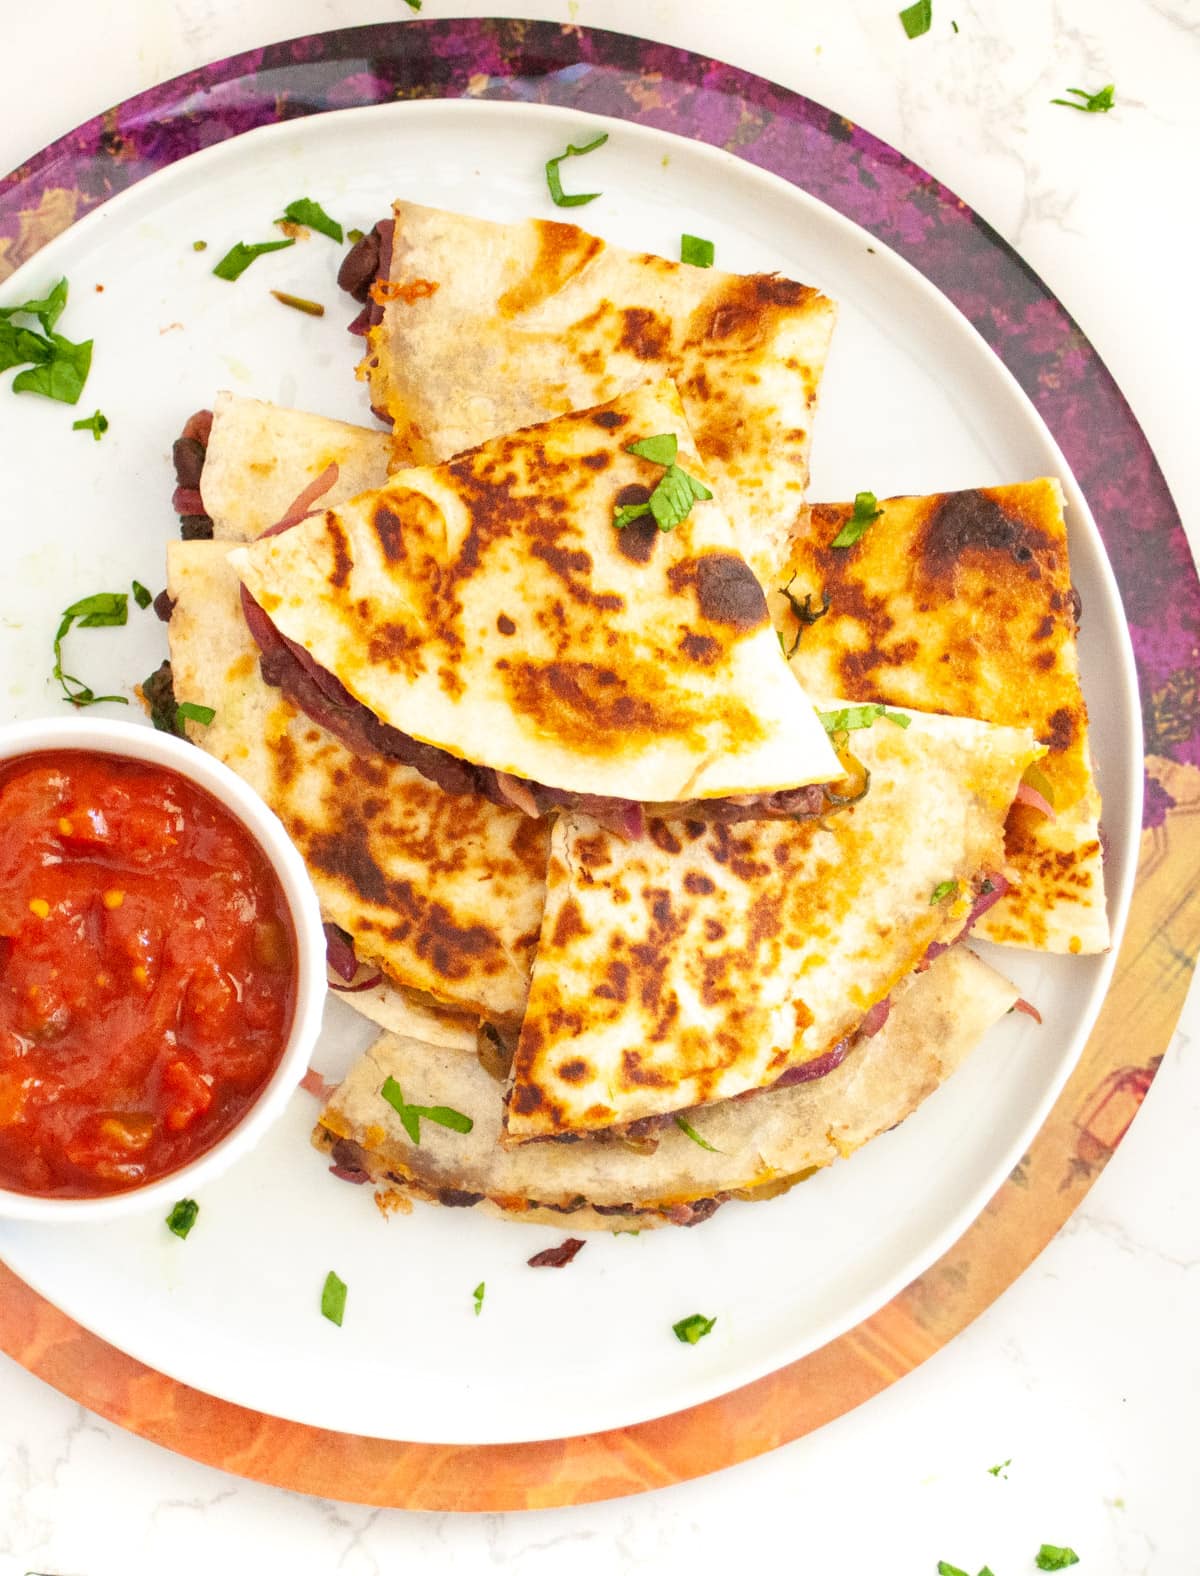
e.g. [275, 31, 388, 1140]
[778, 575, 830, 656]
[616, 432, 712, 532]
[930, 879, 959, 904]
[73, 409, 109, 440]
[0, 277, 68, 334]
[0, 320, 54, 374]
[347, 227, 365, 244]
[212, 238, 295, 282]
[545, 131, 609, 208]
[951, 18, 959, 31]
[673, 1313, 717, 1345]
[380, 1074, 473, 1146]
[817, 703, 910, 734]
[987, 1457, 1011, 1477]
[271, 290, 325, 317]
[12, 333, 93, 404]
[279, 197, 343, 243]
[675, 1115, 720, 1152]
[192, 240, 207, 252]
[321, 1270, 348, 1326]
[165, 1198, 198, 1239]
[52, 592, 129, 709]
[626, 432, 678, 466]
[899, 0, 933, 37]
[0, 280, 91, 406]
[403, 0, 421, 9]
[936, 1564, 969, 1576]
[1051, 84, 1114, 114]
[473, 1281, 485, 1316]
[830, 491, 883, 548]
[131, 580, 152, 610]
[176, 701, 215, 728]
[681, 233, 715, 268]
[1035, 1548, 1080, 1571]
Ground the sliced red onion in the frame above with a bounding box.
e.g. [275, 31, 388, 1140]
[493, 771, 542, 819]
[329, 970, 385, 994]
[1014, 781, 1057, 821]
[1013, 997, 1043, 1024]
[181, 409, 213, 446]
[322, 922, 359, 982]
[261, 461, 340, 536]
[857, 996, 892, 1039]
[299, 1067, 337, 1101]
[172, 485, 205, 515]
[770, 1037, 851, 1088]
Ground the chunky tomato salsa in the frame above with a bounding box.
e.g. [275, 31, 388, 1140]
[0, 750, 297, 1198]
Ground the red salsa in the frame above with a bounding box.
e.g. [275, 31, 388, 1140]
[0, 750, 297, 1198]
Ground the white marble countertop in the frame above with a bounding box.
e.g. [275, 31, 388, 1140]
[2, 2, 1197, 1572]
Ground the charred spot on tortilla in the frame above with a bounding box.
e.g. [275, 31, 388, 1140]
[1045, 705, 1076, 753]
[621, 1049, 672, 1089]
[501, 657, 703, 749]
[528, 536, 623, 613]
[591, 409, 628, 430]
[581, 451, 612, 471]
[620, 306, 671, 360]
[683, 871, 716, 896]
[919, 489, 1053, 579]
[324, 517, 355, 590]
[680, 631, 720, 664]
[496, 613, 516, 635]
[649, 822, 683, 855]
[371, 502, 408, 563]
[496, 221, 604, 317]
[615, 513, 658, 565]
[703, 273, 818, 343]
[557, 1058, 591, 1084]
[669, 552, 769, 632]
[551, 898, 586, 947]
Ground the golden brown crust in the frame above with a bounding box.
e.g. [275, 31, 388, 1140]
[360, 202, 837, 586]
[773, 481, 1108, 952]
[229, 379, 839, 804]
[166, 541, 549, 1018]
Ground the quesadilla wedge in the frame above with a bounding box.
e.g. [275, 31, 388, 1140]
[313, 945, 1019, 1229]
[505, 703, 1041, 1142]
[771, 481, 1108, 953]
[343, 200, 837, 587]
[198, 391, 392, 541]
[228, 377, 841, 815]
[166, 540, 549, 1021]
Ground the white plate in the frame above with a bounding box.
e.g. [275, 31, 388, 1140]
[0, 99, 1140, 1447]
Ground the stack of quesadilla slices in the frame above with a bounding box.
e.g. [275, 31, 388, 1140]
[162, 199, 1108, 1230]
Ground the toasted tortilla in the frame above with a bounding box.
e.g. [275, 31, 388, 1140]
[358, 201, 837, 587]
[772, 481, 1108, 953]
[506, 704, 1041, 1141]
[229, 378, 840, 804]
[200, 392, 391, 541]
[166, 541, 549, 1020]
[313, 946, 1019, 1229]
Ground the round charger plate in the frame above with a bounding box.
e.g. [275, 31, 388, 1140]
[0, 18, 1197, 1509]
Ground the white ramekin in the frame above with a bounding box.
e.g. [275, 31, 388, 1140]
[0, 715, 327, 1222]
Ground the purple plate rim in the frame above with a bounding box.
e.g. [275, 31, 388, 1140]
[0, 8, 1196, 1463]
